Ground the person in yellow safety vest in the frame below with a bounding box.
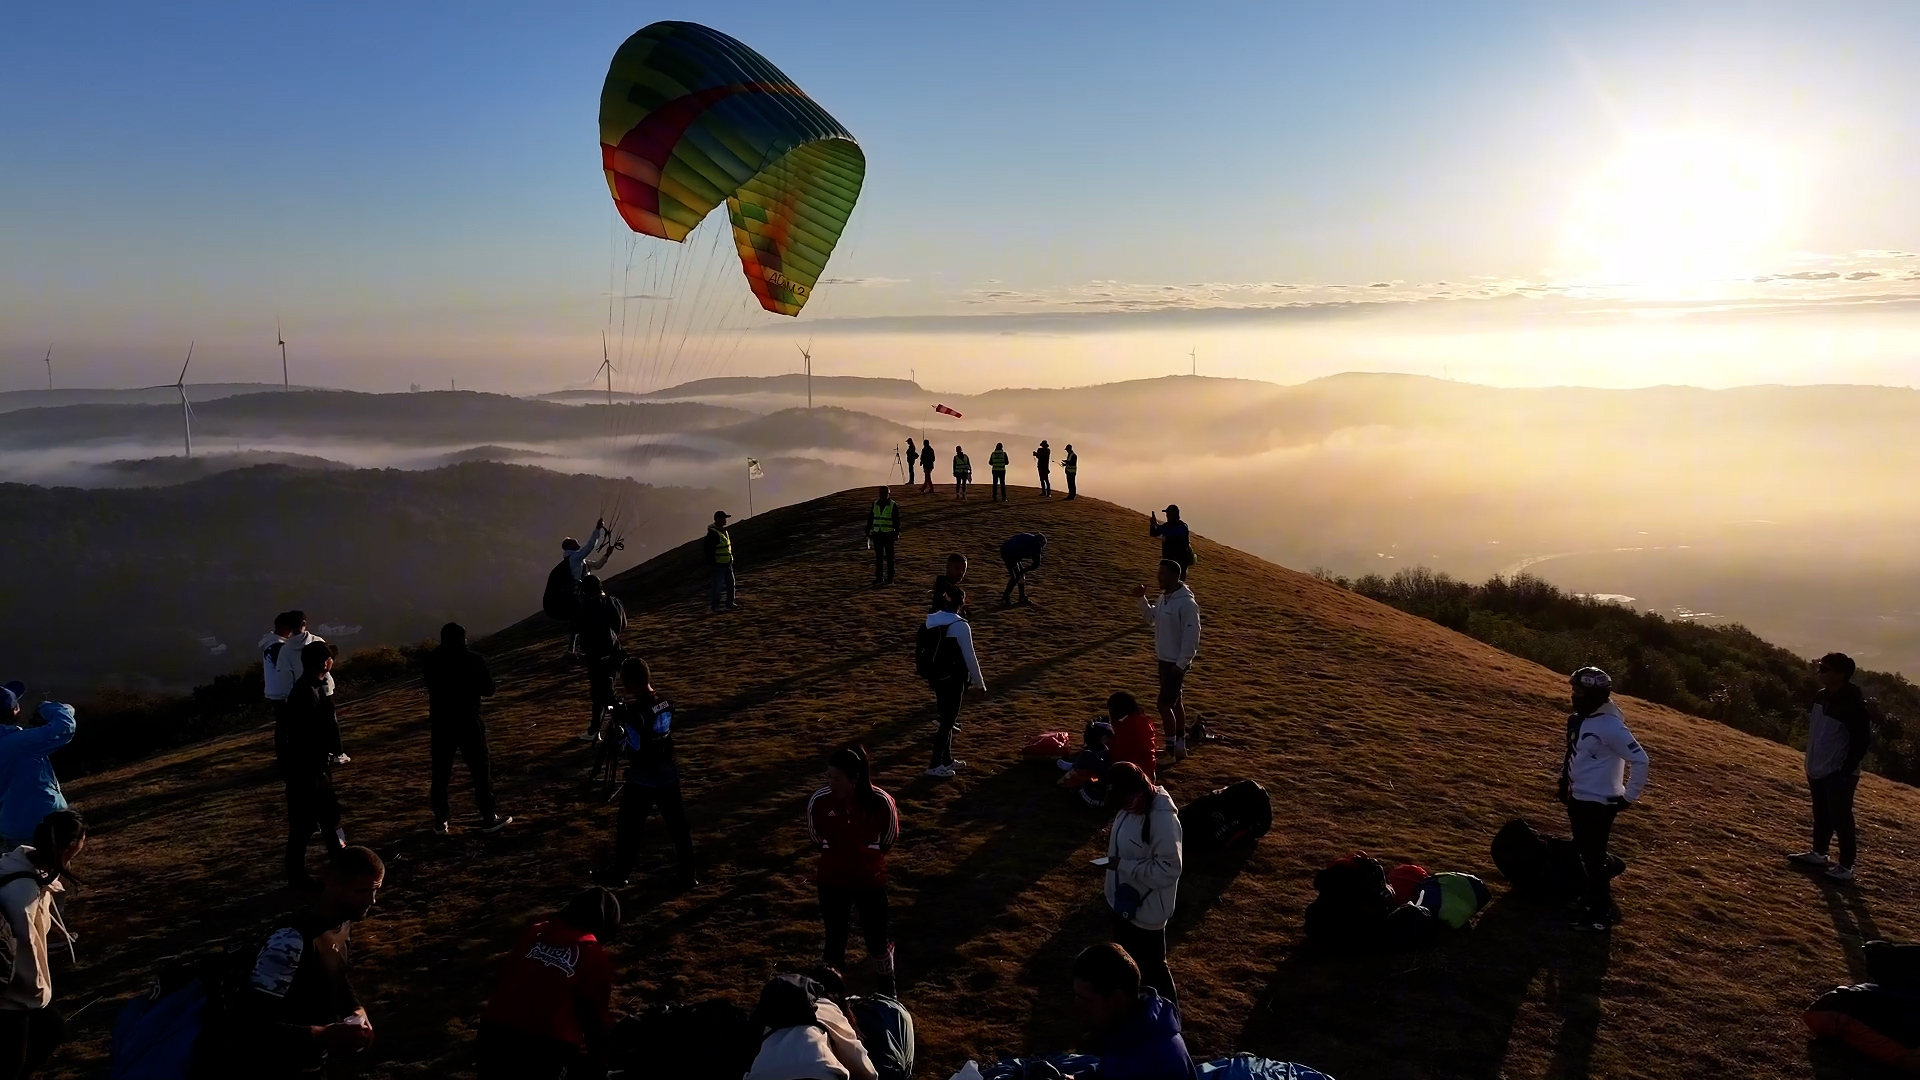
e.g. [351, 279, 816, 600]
[867, 487, 902, 586]
[1063, 444, 1080, 500]
[952, 446, 973, 500]
[702, 510, 738, 613]
[988, 443, 1010, 502]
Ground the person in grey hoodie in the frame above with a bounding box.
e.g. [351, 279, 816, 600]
[0, 687, 75, 851]
[1102, 761, 1183, 1004]
[1789, 652, 1873, 881]
[1559, 667, 1650, 931]
[1134, 560, 1201, 760]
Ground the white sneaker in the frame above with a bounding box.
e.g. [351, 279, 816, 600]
[1787, 851, 1831, 868]
[480, 816, 514, 834]
[925, 764, 957, 778]
[1826, 864, 1857, 882]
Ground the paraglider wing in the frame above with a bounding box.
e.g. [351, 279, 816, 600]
[600, 21, 865, 317]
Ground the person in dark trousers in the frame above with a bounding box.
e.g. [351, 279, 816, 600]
[1559, 667, 1650, 931]
[867, 488, 901, 586]
[574, 574, 627, 742]
[904, 441, 918, 487]
[1033, 440, 1053, 497]
[1102, 761, 1183, 1005]
[1134, 560, 1202, 760]
[807, 746, 901, 995]
[1000, 532, 1048, 606]
[988, 443, 1010, 501]
[703, 510, 738, 612]
[923, 591, 987, 778]
[1149, 505, 1194, 580]
[227, 846, 384, 1079]
[952, 445, 972, 500]
[0, 811, 86, 1080]
[424, 622, 508, 835]
[1789, 652, 1873, 881]
[605, 656, 697, 888]
[478, 888, 621, 1080]
[1062, 443, 1079, 499]
[279, 641, 347, 889]
[931, 553, 969, 614]
[1071, 943, 1196, 1080]
[919, 442, 936, 495]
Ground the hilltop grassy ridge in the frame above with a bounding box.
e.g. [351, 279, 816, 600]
[42, 488, 1920, 1079]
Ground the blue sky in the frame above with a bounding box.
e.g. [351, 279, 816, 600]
[6, 2, 1920, 391]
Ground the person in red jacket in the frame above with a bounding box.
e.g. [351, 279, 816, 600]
[806, 745, 900, 995]
[1105, 691, 1160, 783]
[477, 887, 622, 1080]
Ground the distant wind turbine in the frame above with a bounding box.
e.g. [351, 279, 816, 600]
[1189, 346, 1197, 377]
[594, 332, 617, 407]
[140, 343, 196, 457]
[277, 317, 289, 389]
[797, 338, 814, 408]
[43, 346, 51, 391]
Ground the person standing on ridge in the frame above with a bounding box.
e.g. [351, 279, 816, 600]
[931, 553, 968, 615]
[274, 611, 336, 704]
[952, 445, 972, 500]
[559, 519, 615, 658]
[280, 641, 348, 889]
[923, 591, 986, 778]
[988, 443, 1010, 502]
[603, 656, 697, 889]
[1135, 560, 1201, 760]
[0, 686, 76, 850]
[1559, 667, 1650, 931]
[573, 574, 627, 742]
[1034, 440, 1053, 497]
[1101, 762, 1185, 1006]
[919, 442, 936, 495]
[261, 611, 299, 710]
[1149, 506, 1195, 581]
[1789, 652, 1873, 881]
[904, 440, 918, 487]
[867, 487, 901, 586]
[1001, 532, 1048, 607]
[807, 745, 901, 995]
[1062, 444, 1080, 500]
[423, 622, 509, 836]
[702, 510, 739, 613]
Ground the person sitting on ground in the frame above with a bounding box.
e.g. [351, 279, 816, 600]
[603, 656, 697, 888]
[1789, 652, 1873, 881]
[1070, 943, 1195, 1080]
[477, 887, 621, 1080]
[1134, 560, 1201, 761]
[574, 574, 627, 742]
[1148, 506, 1195, 581]
[930, 554, 968, 615]
[228, 846, 384, 1080]
[1000, 532, 1048, 607]
[1104, 691, 1160, 784]
[279, 642, 348, 889]
[745, 972, 877, 1080]
[1103, 761, 1184, 1005]
[423, 622, 509, 835]
[1059, 721, 1113, 806]
[1560, 667, 1650, 932]
[0, 811, 86, 1079]
[0, 687, 76, 851]
[808, 746, 900, 996]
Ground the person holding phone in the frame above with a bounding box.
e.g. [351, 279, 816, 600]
[1102, 762, 1183, 1004]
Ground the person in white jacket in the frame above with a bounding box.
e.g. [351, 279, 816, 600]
[0, 810, 84, 1077]
[923, 593, 987, 779]
[1559, 667, 1649, 931]
[274, 611, 336, 699]
[1134, 560, 1201, 760]
[260, 610, 301, 704]
[744, 995, 877, 1080]
[1103, 761, 1183, 1005]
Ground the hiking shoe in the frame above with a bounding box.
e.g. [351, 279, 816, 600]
[431, 821, 450, 836]
[727, 601, 741, 610]
[578, 727, 597, 742]
[328, 753, 351, 766]
[1169, 738, 1189, 761]
[480, 816, 513, 834]
[925, 764, 957, 778]
[1787, 851, 1832, 868]
[1826, 865, 1857, 882]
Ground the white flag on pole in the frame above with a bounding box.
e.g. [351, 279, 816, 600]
[747, 458, 764, 480]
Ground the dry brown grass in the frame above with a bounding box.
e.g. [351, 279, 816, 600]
[46, 487, 1920, 1079]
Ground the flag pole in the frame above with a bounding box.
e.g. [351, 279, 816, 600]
[747, 462, 754, 518]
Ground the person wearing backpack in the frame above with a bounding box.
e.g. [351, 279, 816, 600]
[423, 623, 509, 836]
[807, 747, 900, 995]
[574, 574, 627, 742]
[1559, 667, 1649, 932]
[1103, 761, 1183, 1004]
[921, 591, 986, 779]
[477, 887, 621, 1080]
[272, 611, 336, 705]
[702, 510, 739, 613]
[0, 689, 75, 852]
[1000, 532, 1047, 607]
[951, 445, 972, 500]
[602, 656, 697, 889]
[866, 488, 901, 587]
[278, 642, 347, 890]
[1070, 943, 1195, 1080]
[987, 443, 1010, 502]
[0, 811, 85, 1080]
[551, 520, 614, 659]
[744, 972, 877, 1080]
[930, 553, 968, 615]
[260, 610, 300, 707]
[228, 846, 383, 1079]
[1789, 652, 1874, 882]
[1135, 560, 1201, 761]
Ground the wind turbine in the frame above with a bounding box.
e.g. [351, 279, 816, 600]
[277, 317, 289, 389]
[142, 343, 196, 457]
[1189, 346, 1197, 377]
[594, 332, 617, 408]
[42, 346, 51, 391]
[797, 338, 814, 408]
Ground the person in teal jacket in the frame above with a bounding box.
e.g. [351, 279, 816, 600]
[0, 686, 75, 849]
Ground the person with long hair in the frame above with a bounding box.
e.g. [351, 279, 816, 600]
[478, 887, 622, 1080]
[603, 656, 697, 888]
[0, 811, 85, 1079]
[1102, 761, 1183, 1005]
[806, 746, 900, 995]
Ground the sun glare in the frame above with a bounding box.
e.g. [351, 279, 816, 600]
[1560, 128, 1799, 290]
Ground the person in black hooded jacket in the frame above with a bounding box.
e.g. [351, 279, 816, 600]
[423, 622, 509, 835]
[1788, 652, 1874, 881]
[278, 641, 347, 888]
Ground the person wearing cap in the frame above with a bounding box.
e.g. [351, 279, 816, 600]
[0, 686, 74, 850]
[1149, 506, 1194, 581]
[702, 511, 738, 613]
[1062, 444, 1080, 500]
[866, 488, 902, 586]
[1559, 666, 1649, 931]
[1789, 652, 1873, 881]
[988, 443, 1011, 502]
[951, 445, 972, 500]
[1134, 561, 1201, 760]
[1033, 440, 1053, 497]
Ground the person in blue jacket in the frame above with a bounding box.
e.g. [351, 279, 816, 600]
[0, 685, 76, 850]
[1000, 532, 1048, 607]
[1071, 943, 1195, 1080]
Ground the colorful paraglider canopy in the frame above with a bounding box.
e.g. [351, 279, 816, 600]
[600, 21, 866, 318]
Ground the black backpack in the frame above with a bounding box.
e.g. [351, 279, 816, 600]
[542, 559, 577, 622]
[1491, 817, 1624, 902]
[1180, 780, 1272, 851]
[577, 595, 627, 661]
[913, 622, 965, 683]
[751, 973, 829, 1039]
[1303, 853, 1396, 950]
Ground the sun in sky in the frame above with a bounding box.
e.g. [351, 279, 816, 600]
[1559, 127, 1801, 291]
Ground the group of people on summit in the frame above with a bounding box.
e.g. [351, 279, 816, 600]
[906, 438, 1079, 502]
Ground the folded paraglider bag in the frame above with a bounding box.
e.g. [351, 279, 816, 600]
[1024, 732, 1072, 758]
[1491, 818, 1621, 902]
[1304, 853, 1395, 950]
[1413, 872, 1493, 929]
[847, 995, 915, 1080]
[979, 1054, 1100, 1080]
[1181, 780, 1273, 851]
[1385, 863, 1431, 904]
[610, 999, 756, 1080]
[1382, 902, 1445, 951]
[1806, 984, 1920, 1067]
[1197, 1053, 1339, 1079]
[1865, 940, 1920, 992]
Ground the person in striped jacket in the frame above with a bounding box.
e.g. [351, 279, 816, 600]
[807, 745, 900, 995]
